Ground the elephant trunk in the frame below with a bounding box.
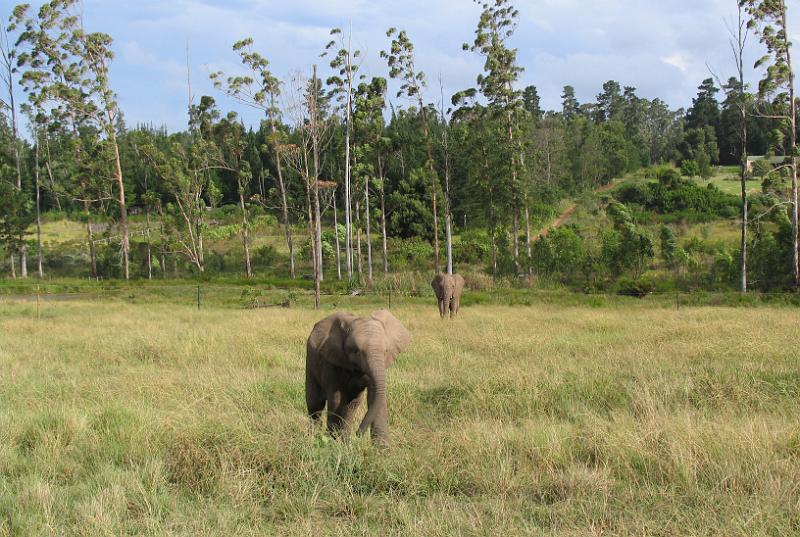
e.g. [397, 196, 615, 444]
[357, 346, 390, 448]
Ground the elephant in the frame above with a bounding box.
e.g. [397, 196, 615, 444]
[431, 273, 465, 319]
[305, 309, 411, 448]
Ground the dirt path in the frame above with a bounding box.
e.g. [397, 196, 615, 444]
[533, 179, 623, 241]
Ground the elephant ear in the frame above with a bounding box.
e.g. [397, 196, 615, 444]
[371, 309, 411, 367]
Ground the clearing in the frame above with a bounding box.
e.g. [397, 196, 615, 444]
[1, 297, 798, 535]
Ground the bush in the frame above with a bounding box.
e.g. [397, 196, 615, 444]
[455, 230, 491, 265]
[615, 276, 656, 297]
[253, 245, 279, 267]
[681, 159, 700, 177]
[388, 238, 434, 271]
[617, 179, 739, 218]
[532, 226, 585, 284]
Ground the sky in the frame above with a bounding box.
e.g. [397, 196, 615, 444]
[9, 0, 800, 132]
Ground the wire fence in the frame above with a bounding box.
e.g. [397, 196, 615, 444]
[2, 280, 800, 317]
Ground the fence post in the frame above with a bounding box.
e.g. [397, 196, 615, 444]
[197, 285, 201, 311]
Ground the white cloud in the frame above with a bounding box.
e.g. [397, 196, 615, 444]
[662, 53, 690, 74]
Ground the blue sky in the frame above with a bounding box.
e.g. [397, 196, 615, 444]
[12, 0, 798, 131]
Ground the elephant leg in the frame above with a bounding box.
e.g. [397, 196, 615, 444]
[326, 390, 346, 436]
[438, 297, 446, 318]
[331, 391, 365, 440]
[306, 366, 326, 423]
[451, 296, 460, 317]
[443, 294, 452, 319]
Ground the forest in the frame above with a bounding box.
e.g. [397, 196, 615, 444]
[1, 0, 799, 300]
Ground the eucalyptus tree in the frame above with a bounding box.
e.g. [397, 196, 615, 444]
[23, 109, 43, 277]
[325, 27, 360, 282]
[439, 76, 454, 274]
[464, 0, 526, 276]
[0, 24, 25, 276]
[308, 66, 324, 307]
[451, 89, 506, 275]
[216, 112, 253, 277]
[211, 38, 295, 278]
[141, 136, 219, 274]
[726, 3, 750, 292]
[740, 0, 798, 286]
[13, 0, 131, 278]
[285, 69, 328, 300]
[382, 27, 448, 274]
[353, 77, 388, 283]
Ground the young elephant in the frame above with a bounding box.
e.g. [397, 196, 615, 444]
[305, 309, 411, 448]
[431, 273, 466, 319]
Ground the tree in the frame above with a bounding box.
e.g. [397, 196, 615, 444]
[464, 0, 526, 276]
[215, 111, 254, 277]
[211, 38, 296, 278]
[1, 22, 25, 277]
[740, 0, 798, 286]
[523, 84, 542, 121]
[595, 80, 624, 123]
[686, 78, 722, 135]
[726, 3, 751, 293]
[13, 0, 131, 279]
[561, 85, 580, 120]
[141, 136, 220, 274]
[325, 27, 360, 282]
[382, 27, 447, 273]
[353, 77, 389, 283]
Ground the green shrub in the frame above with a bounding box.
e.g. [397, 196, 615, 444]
[455, 230, 491, 265]
[388, 238, 433, 271]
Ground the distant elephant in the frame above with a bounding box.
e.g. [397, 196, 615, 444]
[305, 309, 411, 448]
[431, 273, 465, 319]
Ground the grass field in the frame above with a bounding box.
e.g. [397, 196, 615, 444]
[1, 297, 800, 536]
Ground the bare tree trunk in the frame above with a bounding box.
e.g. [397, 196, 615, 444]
[343, 32, 355, 282]
[268, 104, 295, 279]
[787, 8, 799, 287]
[508, 111, 521, 278]
[311, 64, 323, 309]
[84, 196, 98, 279]
[157, 204, 166, 278]
[196, 211, 205, 273]
[524, 204, 532, 276]
[490, 226, 497, 278]
[8, 255, 15, 279]
[144, 210, 153, 280]
[19, 246, 27, 279]
[108, 123, 130, 280]
[332, 190, 342, 279]
[365, 172, 373, 283]
[378, 155, 389, 274]
[239, 190, 252, 278]
[304, 175, 316, 274]
[735, 5, 747, 293]
[422, 118, 440, 274]
[44, 136, 61, 211]
[5, 49, 26, 279]
[512, 209, 520, 277]
[34, 133, 43, 278]
[356, 198, 363, 281]
[440, 79, 454, 275]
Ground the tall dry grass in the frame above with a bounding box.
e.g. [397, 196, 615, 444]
[1, 298, 799, 535]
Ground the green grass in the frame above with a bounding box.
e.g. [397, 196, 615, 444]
[698, 167, 761, 197]
[1, 297, 799, 535]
